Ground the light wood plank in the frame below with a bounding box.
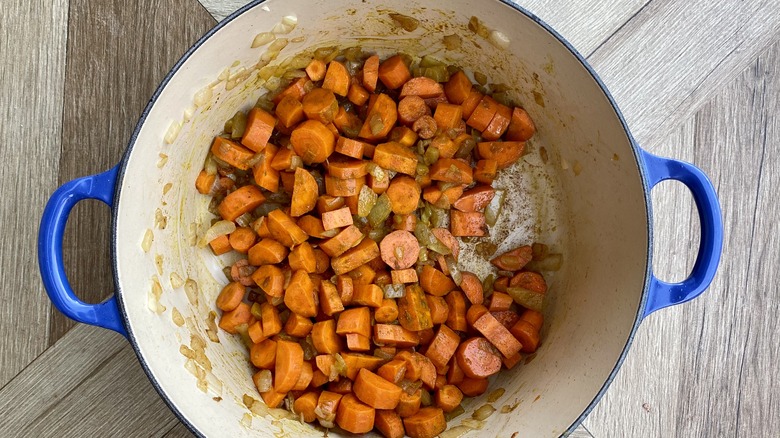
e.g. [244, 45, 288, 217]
[568, 425, 595, 438]
[587, 0, 780, 149]
[54, 0, 217, 343]
[0, 0, 69, 387]
[584, 39, 780, 437]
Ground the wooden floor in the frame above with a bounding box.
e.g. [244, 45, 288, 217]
[3, 0, 779, 436]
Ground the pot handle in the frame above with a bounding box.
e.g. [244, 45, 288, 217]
[641, 151, 723, 318]
[37, 166, 127, 337]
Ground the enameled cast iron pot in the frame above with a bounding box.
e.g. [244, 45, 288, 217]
[38, 1, 723, 436]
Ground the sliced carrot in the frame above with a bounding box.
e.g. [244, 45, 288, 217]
[390, 268, 418, 285]
[311, 319, 343, 354]
[247, 238, 288, 266]
[321, 206, 354, 230]
[228, 227, 256, 254]
[460, 271, 484, 305]
[252, 143, 279, 192]
[493, 276, 509, 293]
[274, 340, 304, 393]
[375, 409, 405, 438]
[425, 295, 449, 325]
[335, 137, 368, 159]
[491, 245, 533, 271]
[359, 93, 398, 141]
[424, 324, 460, 369]
[403, 407, 446, 438]
[374, 298, 399, 324]
[336, 393, 375, 434]
[455, 337, 501, 379]
[336, 306, 371, 338]
[331, 237, 380, 275]
[397, 284, 433, 331]
[378, 359, 407, 384]
[324, 174, 365, 197]
[385, 176, 422, 216]
[297, 215, 328, 238]
[313, 248, 330, 274]
[510, 271, 548, 293]
[346, 333, 371, 351]
[477, 140, 526, 169]
[279, 171, 295, 194]
[389, 125, 419, 147]
[267, 209, 309, 247]
[260, 385, 287, 409]
[332, 106, 363, 137]
[272, 77, 313, 104]
[319, 279, 345, 316]
[374, 324, 420, 348]
[445, 290, 468, 332]
[250, 266, 283, 299]
[520, 309, 544, 331]
[290, 167, 318, 217]
[209, 234, 231, 255]
[446, 358, 465, 385]
[473, 312, 522, 358]
[260, 302, 282, 336]
[373, 141, 418, 175]
[341, 353, 386, 380]
[400, 77, 444, 99]
[378, 55, 411, 90]
[301, 87, 338, 123]
[466, 95, 499, 131]
[310, 369, 329, 387]
[444, 70, 473, 104]
[217, 185, 266, 221]
[216, 281, 246, 311]
[482, 103, 512, 141]
[450, 210, 487, 237]
[459, 89, 483, 120]
[327, 159, 368, 179]
[211, 137, 254, 170]
[317, 194, 346, 214]
[419, 265, 456, 297]
[429, 158, 473, 184]
[392, 213, 417, 232]
[503, 351, 523, 370]
[467, 304, 490, 328]
[305, 58, 327, 81]
[412, 115, 437, 139]
[288, 241, 317, 273]
[488, 291, 513, 311]
[269, 147, 296, 171]
[435, 385, 463, 413]
[284, 269, 317, 317]
[362, 55, 380, 92]
[347, 82, 370, 106]
[322, 60, 350, 96]
[291, 119, 335, 164]
[433, 103, 463, 132]
[336, 275, 354, 306]
[242, 107, 276, 152]
[510, 319, 540, 353]
[352, 283, 384, 308]
[354, 368, 403, 409]
[491, 310, 521, 330]
[505, 107, 537, 141]
[328, 378, 354, 394]
[284, 313, 313, 339]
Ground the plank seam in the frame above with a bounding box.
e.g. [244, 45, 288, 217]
[585, 0, 655, 59]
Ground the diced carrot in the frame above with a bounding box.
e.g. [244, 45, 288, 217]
[288, 242, 317, 273]
[460, 89, 483, 120]
[306, 58, 327, 81]
[493, 276, 509, 293]
[373, 141, 418, 175]
[252, 143, 279, 192]
[321, 206, 353, 230]
[228, 227, 256, 254]
[482, 103, 512, 141]
[272, 77, 312, 104]
[347, 82, 370, 106]
[505, 107, 536, 141]
[297, 215, 328, 238]
[474, 159, 498, 184]
[331, 237, 380, 275]
[353, 368, 402, 410]
[425, 295, 449, 325]
[319, 279, 345, 316]
[473, 312, 522, 358]
[491, 310, 521, 330]
[435, 385, 463, 413]
[433, 103, 463, 132]
[389, 125, 419, 147]
[218, 302, 251, 334]
[293, 391, 319, 422]
[247, 238, 288, 266]
[466, 304, 489, 328]
[396, 389, 422, 418]
[242, 107, 276, 151]
[317, 194, 346, 214]
[352, 283, 383, 307]
[284, 269, 317, 317]
[362, 55, 380, 92]
[403, 407, 446, 438]
[211, 137, 254, 170]
[290, 167, 318, 217]
[390, 268, 418, 285]
[378, 55, 411, 90]
[327, 159, 368, 179]
[375, 410, 405, 438]
[359, 93, 398, 141]
[336, 393, 375, 434]
[279, 171, 295, 193]
[450, 210, 487, 237]
[324, 174, 365, 197]
[374, 324, 420, 348]
[491, 245, 533, 271]
[400, 77, 444, 99]
[267, 209, 309, 247]
[424, 324, 460, 369]
[510, 271, 548, 293]
[510, 319, 540, 353]
[291, 119, 336, 164]
[445, 290, 468, 332]
[332, 106, 363, 137]
[260, 385, 287, 409]
[217, 185, 266, 221]
[310, 369, 329, 387]
[274, 340, 304, 393]
[385, 176, 422, 216]
[346, 333, 371, 351]
[322, 60, 350, 96]
[378, 359, 407, 384]
[195, 170, 216, 194]
[419, 265, 456, 297]
[270, 148, 296, 171]
[429, 158, 473, 184]
[336, 275, 354, 305]
[260, 302, 282, 336]
[208, 234, 231, 255]
[335, 137, 368, 159]
[444, 70, 473, 104]
[341, 353, 386, 380]
[503, 352, 523, 370]
[477, 141, 526, 169]
[459, 271, 484, 305]
[336, 307, 371, 338]
[520, 309, 544, 331]
[311, 319, 343, 354]
[328, 378, 353, 394]
[466, 95, 499, 131]
[446, 359, 465, 385]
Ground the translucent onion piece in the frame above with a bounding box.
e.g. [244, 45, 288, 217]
[357, 185, 378, 218]
[484, 189, 505, 226]
[141, 229, 153, 252]
[198, 220, 236, 247]
[254, 369, 272, 392]
[489, 30, 511, 49]
[194, 85, 213, 107]
[170, 272, 184, 289]
[506, 286, 545, 312]
[524, 253, 564, 272]
[164, 120, 182, 144]
[251, 32, 275, 48]
[472, 404, 496, 420]
[389, 13, 419, 32]
[383, 283, 405, 299]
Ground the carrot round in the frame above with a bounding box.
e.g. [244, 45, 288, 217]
[455, 337, 502, 379]
[305, 58, 327, 81]
[290, 167, 318, 217]
[250, 338, 277, 369]
[293, 391, 319, 423]
[274, 339, 304, 393]
[322, 60, 350, 96]
[301, 87, 338, 123]
[395, 389, 422, 418]
[228, 227, 256, 254]
[400, 76, 444, 99]
[353, 368, 403, 409]
[215, 281, 245, 311]
[379, 230, 420, 270]
[291, 119, 335, 164]
[217, 185, 266, 221]
[402, 407, 446, 438]
[336, 393, 375, 434]
[412, 115, 437, 139]
[435, 385, 463, 413]
[386, 176, 422, 215]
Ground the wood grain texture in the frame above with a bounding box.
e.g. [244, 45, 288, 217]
[584, 39, 780, 437]
[587, 0, 780, 149]
[0, 0, 69, 388]
[54, 0, 217, 343]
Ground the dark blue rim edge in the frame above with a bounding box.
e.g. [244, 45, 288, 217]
[109, 1, 654, 437]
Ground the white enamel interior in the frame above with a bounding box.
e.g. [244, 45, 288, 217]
[113, 0, 649, 436]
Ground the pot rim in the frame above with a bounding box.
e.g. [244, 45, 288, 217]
[110, 1, 653, 436]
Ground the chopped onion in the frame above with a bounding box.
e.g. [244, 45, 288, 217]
[301, 335, 317, 361]
[383, 283, 405, 299]
[156, 153, 168, 168]
[488, 388, 506, 403]
[368, 193, 392, 228]
[415, 222, 451, 255]
[440, 425, 472, 438]
[484, 189, 505, 226]
[442, 34, 462, 50]
[141, 229, 153, 252]
[506, 286, 545, 312]
[445, 255, 462, 285]
[171, 307, 185, 327]
[268, 38, 289, 52]
[194, 85, 213, 107]
[184, 279, 199, 306]
[254, 369, 272, 392]
[333, 353, 348, 378]
[369, 113, 384, 136]
[472, 404, 496, 420]
[420, 390, 432, 406]
[461, 418, 486, 430]
[525, 253, 564, 272]
[358, 185, 378, 218]
[240, 413, 252, 428]
[444, 404, 465, 421]
[282, 15, 298, 27]
[198, 220, 236, 247]
[164, 120, 182, 144]
[399, 378, 423, 395]
[489, 30, 511, 49]
[252, 32, 275, 48]
[170, 272, 184, 288]
[389, 13, 419, 32]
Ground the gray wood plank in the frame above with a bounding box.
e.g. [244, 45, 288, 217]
[162, 422, 195, 438]
[568, 425, 596, 438]
[587, 0, 780, 149]
[0, 0, 69, 388]
[0, 324, 179, 438]
[54, 0, 217, 343]
[583, 38, 780, 438]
